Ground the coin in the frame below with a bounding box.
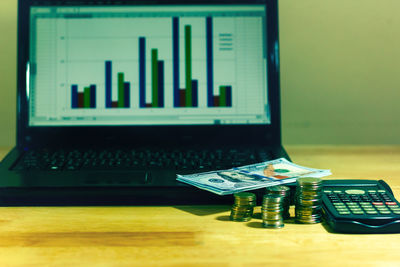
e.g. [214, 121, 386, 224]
[230, 192, 256, 222]
[295, 177, 323, 224]
[263, 219, 284, 229]
[297, 177, 323, 185]
[261, 193, 284, 229]
[266, 185, 291, 219]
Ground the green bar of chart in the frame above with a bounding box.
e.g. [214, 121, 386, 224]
[84, 86, 91, 108]
[118, 73, 125, 108]
[219, 86, 227, 107]
[185, 25, 192, 107]
[152, 49, 159, 108]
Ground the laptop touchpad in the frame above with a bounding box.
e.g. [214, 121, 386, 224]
[84, 171, 149, 185]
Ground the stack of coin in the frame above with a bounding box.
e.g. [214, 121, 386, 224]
[295, 177, 323, 224]
[230, 192, 256, 222]
[261, 194, 284, 228]
[266, 185, 291, 219]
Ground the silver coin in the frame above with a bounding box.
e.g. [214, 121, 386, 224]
[297, 177, 322, 185]
[263, 221, 285, 228]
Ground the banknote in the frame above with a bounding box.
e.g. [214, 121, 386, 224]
[176, 158, 331, 195]
[234, 158, 331, 180]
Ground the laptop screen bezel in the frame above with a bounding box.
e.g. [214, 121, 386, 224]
[16, 0, 282, 148]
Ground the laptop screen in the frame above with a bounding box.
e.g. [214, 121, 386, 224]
[28, 4, 270, 126]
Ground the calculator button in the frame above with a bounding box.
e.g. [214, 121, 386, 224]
[368, 190, 377, 193]
[376, 205, 388, 208]
[366, 210, 378, 215]
[360, 204, 373, 208]
[376, 206, 389, 210]
[377, 190, 386, 193]
[393, 211, 400, 214]
[324, 190, 332, 193]
[333, 202, 345, 206]
[337, 209, 350, 213]
[363, 207, 376, 212]
[379, 210, 391, 215]
[338, 211, 351, 215]
[350, 208, 363, 212]
[372, 202, 384, 206]
[347, 204, 360, 208]
[386, 202, 397, 206]
[352, 211, 364, 215]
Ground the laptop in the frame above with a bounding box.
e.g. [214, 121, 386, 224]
[0, 0, 289, 205]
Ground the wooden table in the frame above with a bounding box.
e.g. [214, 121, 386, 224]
[0, 145, 399, 266]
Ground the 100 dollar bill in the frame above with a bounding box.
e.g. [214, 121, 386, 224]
[176, 158, 331, 195]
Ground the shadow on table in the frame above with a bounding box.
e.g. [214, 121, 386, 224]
[174, 205, 230, 216]
[247, 221, 264, 228]
[216, 215, 231, 221]
[246, 217, 296, 229]
[246, 216, 337, 232]
[320, 220, 337, 234]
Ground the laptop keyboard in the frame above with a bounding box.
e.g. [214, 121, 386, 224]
[13, 148, 273, 172]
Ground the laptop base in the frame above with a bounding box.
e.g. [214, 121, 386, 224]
[0, 146, 290, 206]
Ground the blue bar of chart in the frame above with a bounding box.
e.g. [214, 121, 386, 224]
[206, 17, 214, 107]
[105, 60, 112, 108]
[139, 37, 146, 108]
[173, 17, 180, 108]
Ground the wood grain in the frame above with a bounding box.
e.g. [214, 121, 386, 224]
[0, 231, 198, 247]
[0, 146, 399, 266]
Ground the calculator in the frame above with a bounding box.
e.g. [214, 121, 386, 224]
[321, 179, 400, 234]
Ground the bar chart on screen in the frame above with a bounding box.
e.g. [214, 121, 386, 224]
[31, 6, 269, 125]
[65, 16, 236, 111]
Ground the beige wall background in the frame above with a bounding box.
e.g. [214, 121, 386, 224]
[279, 0, 400, 144]
[0, 0, 399, 147]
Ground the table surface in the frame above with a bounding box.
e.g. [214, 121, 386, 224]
[1, 145, 400, 266]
